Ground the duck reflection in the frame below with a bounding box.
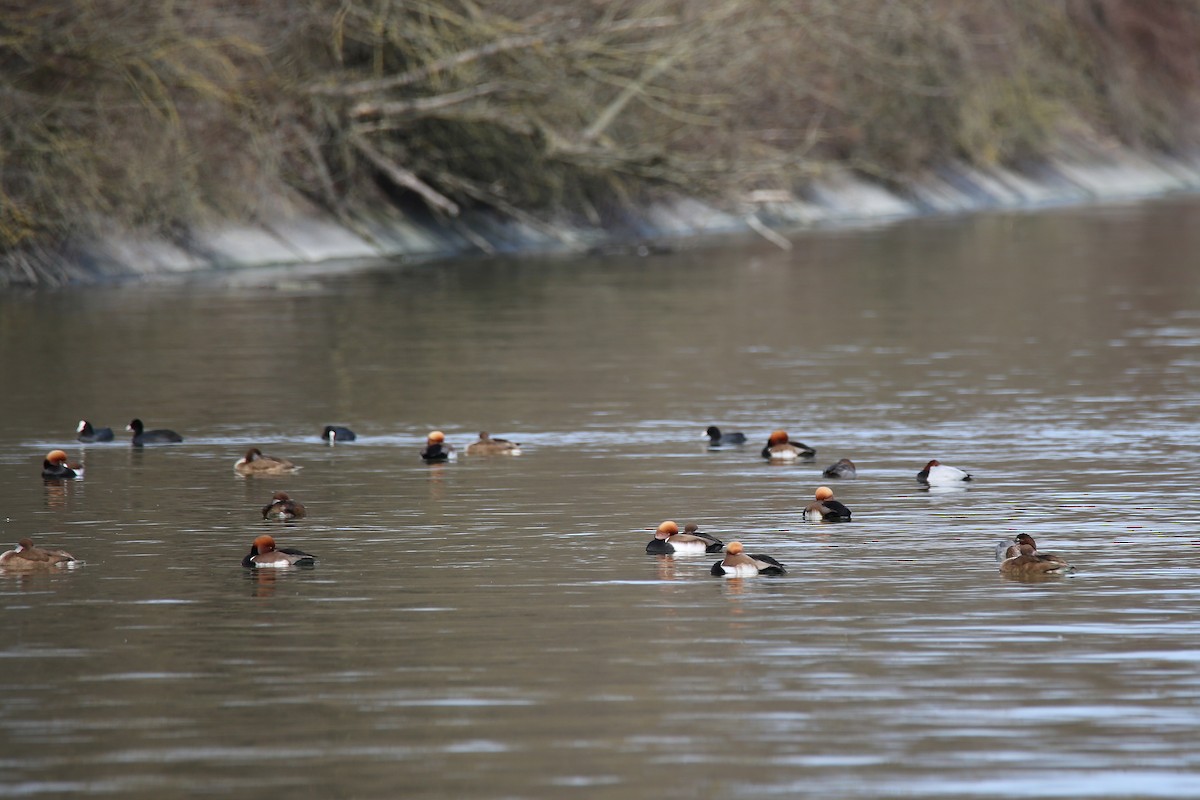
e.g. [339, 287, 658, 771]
[653, 555, 678, 582]
[249, 568, 279, 599]
[426, 462, 446, 501]
[42, 480, 69, 509]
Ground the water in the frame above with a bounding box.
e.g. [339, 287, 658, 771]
[2, 197, 1200, 797]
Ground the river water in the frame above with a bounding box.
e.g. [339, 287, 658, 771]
[1, 197, 1199, 798]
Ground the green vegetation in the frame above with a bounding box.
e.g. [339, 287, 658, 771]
[3, 0, 1200, 285]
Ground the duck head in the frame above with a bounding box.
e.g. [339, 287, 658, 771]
[251, 534, 277, 555]
[655, 521, 679, 540]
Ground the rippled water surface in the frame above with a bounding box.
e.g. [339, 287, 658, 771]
[2, 198, 1200, 798]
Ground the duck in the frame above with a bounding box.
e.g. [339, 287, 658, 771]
[420, 430, 456, 462]
[803, 485, 852, 522]
[761, 430, 815, 460]
[241, 534, 315, 568]
[0, 538, 78, 570]
[704, 426, 747, 446]
[322, 425, 356, 443]
[466, 432, 522, 456]
[682, 523, 725, 551]
[76, 419, 114, 443]
[999, 538, 1075, 576]
[917, 459, 972, 486]
[821, 458, 857, 479]
[41, 450, 83, 480]
[645, 521, 724, 555]
[995, 534, 1071, 566]
[234, 447, 299, 476]
[261, 491, 307, 520]
[127, 418, 183, 445]
[710, 541, 786, 576]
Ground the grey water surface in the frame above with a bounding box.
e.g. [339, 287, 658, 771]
[2, 197, 1200, 798]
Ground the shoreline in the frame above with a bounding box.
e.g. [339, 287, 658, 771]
[56, 147, 1200, 286]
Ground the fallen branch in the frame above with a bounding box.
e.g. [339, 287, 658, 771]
[437, 172, 583, 249]
[745, 213, 792, 250]
[348, 133, 460, 216]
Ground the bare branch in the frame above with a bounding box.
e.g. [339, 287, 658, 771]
[582, 45, 687, 143]
[347, 133, 460, 217]
[350, 82, 503, 120]
[308, 34, 544, 98]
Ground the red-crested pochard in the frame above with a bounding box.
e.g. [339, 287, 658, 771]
[645, 520, 724, 555]
[710, 541, 786, 576]
[241, 534, 315, 568]
[761, 430, 815, 460]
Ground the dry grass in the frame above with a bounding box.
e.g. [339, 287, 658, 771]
[4, 0, 1200, 284]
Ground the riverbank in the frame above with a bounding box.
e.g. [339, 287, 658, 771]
[57, 143, 1200, 285]
[5, 2, 1200, 286]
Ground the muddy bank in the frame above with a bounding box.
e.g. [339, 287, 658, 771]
[66, 147, 1200, 284]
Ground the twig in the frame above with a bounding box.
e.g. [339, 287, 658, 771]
[350, 82, 502, 120]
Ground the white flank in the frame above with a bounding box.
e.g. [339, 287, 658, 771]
[927, 464, 970, 485]
[667, 539, 708, 555]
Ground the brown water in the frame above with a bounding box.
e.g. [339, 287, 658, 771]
[2, 197, 1200, 798]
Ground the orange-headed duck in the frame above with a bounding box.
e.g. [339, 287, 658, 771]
[804, 485, 852, 522]
[241, 534, 315, 568]
[999, 538, 1075, 576]
[917, 459, 972, 486]
[821, 458, 857, 479]
[711, 541, 786, 576]
[322, 425, 356, 443]
[646, 520, 724, 555]
[704, 426, 747, 446]
[0, 538, 78, 570]
[761, 430, 815, 460]
[420, 430, 456, 462]
[127, 418, 183, 445]
[41, 450, 83, 480]
[466, 432, 522, 456]
[261, 491, 307, 520]
[76, 419, 114, 443]
[234, 448, 300, 476]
